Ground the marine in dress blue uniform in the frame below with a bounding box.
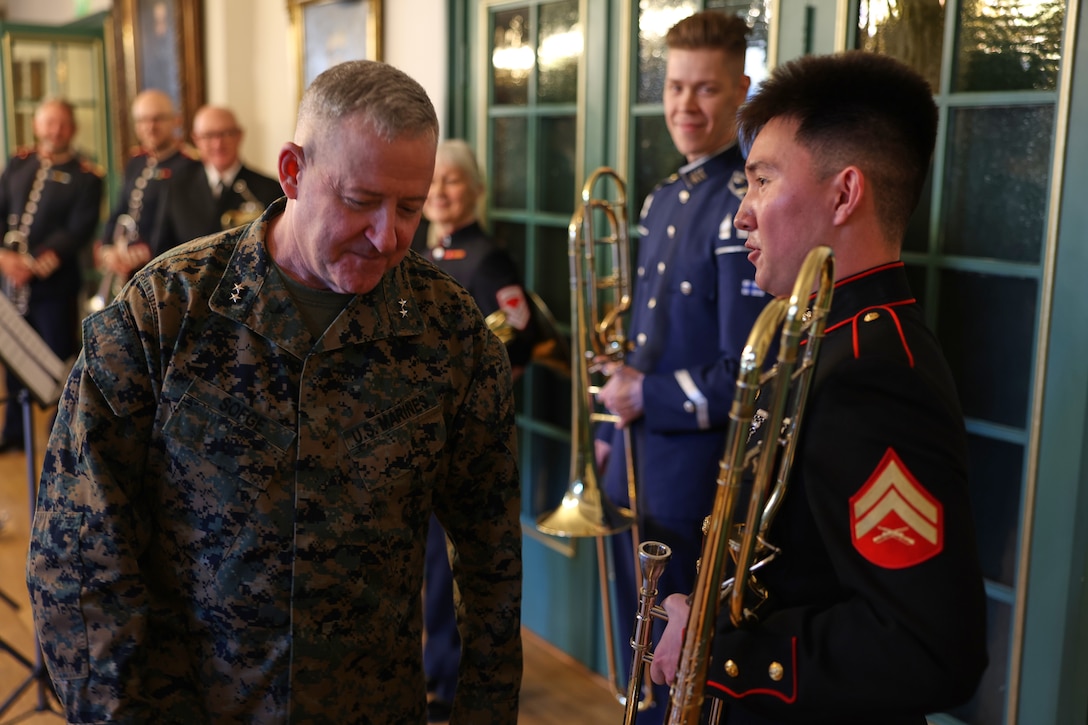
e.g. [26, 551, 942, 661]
[600, 144, 770, 720]
[703, 263, 988, 724]
[0, 145, 103, 448]
[648, 49, 987, 724]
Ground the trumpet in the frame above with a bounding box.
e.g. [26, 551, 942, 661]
[2, 230, 32, 315]
[220, 178, 265, 230]
[88, 213, 140, 313]
[623, 245, 836, 724]
[537, 168, 661, 713]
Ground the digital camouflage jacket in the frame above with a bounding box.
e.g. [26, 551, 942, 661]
[27, 200, 523, 724]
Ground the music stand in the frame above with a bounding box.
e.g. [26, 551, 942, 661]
[0, 291, 70, 720]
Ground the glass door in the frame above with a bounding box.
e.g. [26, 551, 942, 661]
[0, 26, 111, 172]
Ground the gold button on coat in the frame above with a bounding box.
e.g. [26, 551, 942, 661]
[768, 661, 784, 681]
[724, 660, 739, 678]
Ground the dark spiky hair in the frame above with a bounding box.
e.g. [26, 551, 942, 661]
[739, 51, 937, 244]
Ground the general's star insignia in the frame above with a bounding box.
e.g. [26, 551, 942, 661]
[230, 283, 244, 303]
[398, 299, 409, 318]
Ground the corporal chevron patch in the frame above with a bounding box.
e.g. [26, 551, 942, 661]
[849, 448, 943, 569]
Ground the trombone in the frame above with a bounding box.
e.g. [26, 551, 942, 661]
[622, 245, 836, 724]
[536, 168, 657, 713]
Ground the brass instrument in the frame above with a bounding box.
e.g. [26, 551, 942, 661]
[537, 167, 657, 713]
[220, 178, 265, 230]
[623, 245, 835, 724]
[88, 213, 139, 313]
[2, 231, 32, 315]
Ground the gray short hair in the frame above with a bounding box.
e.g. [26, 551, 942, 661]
[296, 60, 439, 151]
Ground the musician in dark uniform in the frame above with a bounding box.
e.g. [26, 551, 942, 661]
[415, 138, 537, 722]
[649, 52, 988, 724]
[96, 89, 200, 291]
[0, 98, 103, 453]
[153, 105, 283, 252]
[595, 13, 770, 723]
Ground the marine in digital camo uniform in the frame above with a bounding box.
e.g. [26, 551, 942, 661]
[0, 99, 103, 451]
[27, 61, 522, 724]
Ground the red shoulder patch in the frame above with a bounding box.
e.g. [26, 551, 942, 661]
[849, 448, 943, 569]
[496, 285, 530, 330]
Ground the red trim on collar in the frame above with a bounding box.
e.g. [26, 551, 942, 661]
[835, 261, 905, 286]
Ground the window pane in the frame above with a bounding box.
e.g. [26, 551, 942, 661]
[856, 0, 945, 92]
[632, 114, 683, 214]
[534, 223, 573, 326]
[493, 220, 528, 278]
[953, 0, 1063, 92]
[493, 6, 532, 106]
[538, 115, 577, 215]
[966, 434, 1023, 586]
[937, 270, 1035, 428]
[707, 0, 772, 89]
[525, 425, 573, 517]
[946, 597, 1010, 724]
[538, 0, 581, 104]
[493, 116, 529, 210]
[940, 105, 1052, 263]
[637, 0, 696, 104]
[903, 262, 927, 302]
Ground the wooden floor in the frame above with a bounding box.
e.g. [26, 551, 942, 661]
[0, 401, 620, 725]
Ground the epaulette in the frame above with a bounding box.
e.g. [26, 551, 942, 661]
[848, 304, 916, 368]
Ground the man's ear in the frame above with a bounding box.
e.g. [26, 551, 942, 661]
[831, 165, 864, 226]
[278, 143, 304, 199]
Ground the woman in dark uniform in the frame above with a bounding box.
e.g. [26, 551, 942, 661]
[416, 139, 535, 722]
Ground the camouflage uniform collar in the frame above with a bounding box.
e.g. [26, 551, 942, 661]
[210, 199, 425, 357]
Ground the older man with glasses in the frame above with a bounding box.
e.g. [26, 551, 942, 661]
[153, 105, 284, 253]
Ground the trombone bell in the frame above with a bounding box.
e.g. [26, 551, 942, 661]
[535, 477, 634, 538]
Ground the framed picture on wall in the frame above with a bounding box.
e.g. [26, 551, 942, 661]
[288, 0, 383, 94]
[110, 0, 205, 162]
